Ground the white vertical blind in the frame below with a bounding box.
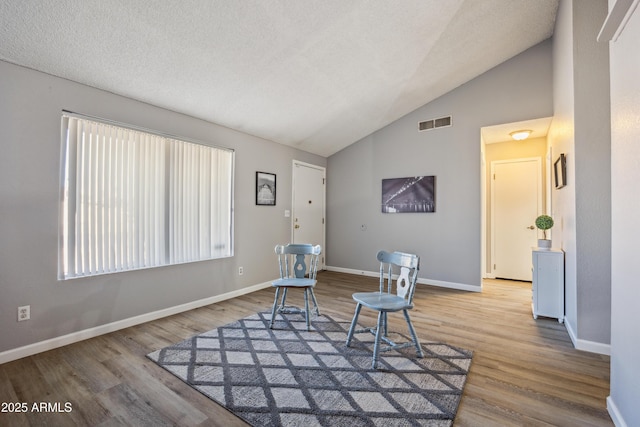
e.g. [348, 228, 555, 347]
[59, 114, 234, 279]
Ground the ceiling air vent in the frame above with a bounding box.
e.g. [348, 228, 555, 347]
[418, 115, 452, 132]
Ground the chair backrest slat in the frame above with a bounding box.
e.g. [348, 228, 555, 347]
[275, 244, 322, 280]
[376, 250, 420, 303]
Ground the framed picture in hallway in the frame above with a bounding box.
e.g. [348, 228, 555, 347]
[382, 176, 436, 213]
[256, 172, 276, 205]
[554, 154, 567, 189]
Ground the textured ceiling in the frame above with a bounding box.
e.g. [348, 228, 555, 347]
[0, 0, 558, 156]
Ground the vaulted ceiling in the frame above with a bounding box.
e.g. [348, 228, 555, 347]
[0, 0, 559, 156]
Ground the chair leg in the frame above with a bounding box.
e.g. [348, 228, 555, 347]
[382, 312, 388, 337]
[372, 311, 385, 369]
[270, 288, 281, 329]
[303, 288, 311, 331]
[403, 309, 424, 358]
[309, 288, 320, 316]
[280, 288, 288, 307]
[346, 303, 362, 346]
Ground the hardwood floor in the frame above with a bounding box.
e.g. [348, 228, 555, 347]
[0, 271, 612, 426]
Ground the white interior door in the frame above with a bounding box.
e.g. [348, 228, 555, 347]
[292, 161, 325, 267]
[491, 158, 541, 281]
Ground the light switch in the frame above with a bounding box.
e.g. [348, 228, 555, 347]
[284, 210, 290, 218]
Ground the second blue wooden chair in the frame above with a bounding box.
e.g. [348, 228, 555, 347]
[346, 250, 424, 369]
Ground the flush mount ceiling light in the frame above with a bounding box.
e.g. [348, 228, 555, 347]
[509, 130, 532, 141]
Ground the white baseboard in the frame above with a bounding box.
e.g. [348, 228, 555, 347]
[607, 396, 629, 427]
[325, 266, 380, 279]
[419, 277, 482, 292]
[325, 266, 482, 292]
[564, 318, 611, 355]
[0, 281, 273, 365]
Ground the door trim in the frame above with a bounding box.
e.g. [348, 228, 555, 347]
[291, 160, 326, 268]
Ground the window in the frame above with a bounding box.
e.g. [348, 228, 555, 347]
[59, 114, 234, 279]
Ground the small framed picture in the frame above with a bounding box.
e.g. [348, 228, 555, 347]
[554, 154, 567, 189]
[256, 172, 276, 205]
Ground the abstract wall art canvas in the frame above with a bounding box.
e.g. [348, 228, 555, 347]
[382, 176, 436, 213]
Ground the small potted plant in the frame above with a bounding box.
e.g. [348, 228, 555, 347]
[535, 214, 554, 249]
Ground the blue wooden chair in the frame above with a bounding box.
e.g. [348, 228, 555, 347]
[346, 250, 424, 369]
[270, 243, 322, 331]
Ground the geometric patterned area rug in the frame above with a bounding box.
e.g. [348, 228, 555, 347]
[147, 311, 472, 426]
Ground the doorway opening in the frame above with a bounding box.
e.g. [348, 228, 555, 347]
[481, 118, 552, 282]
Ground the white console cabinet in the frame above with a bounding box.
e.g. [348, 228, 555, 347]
[532, 248, 564, 323]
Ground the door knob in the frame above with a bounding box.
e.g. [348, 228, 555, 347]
[527, 225, 535, 230]
[295, 224, 300, 229]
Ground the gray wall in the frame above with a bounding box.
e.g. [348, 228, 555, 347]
[573, 0, 611, 346]
[0, 60, 325, 354]
[549, 0, 611, 348]
[549, 0, 579, 345]
[326, 40, 554, 289]
[607, 0, 640, 424]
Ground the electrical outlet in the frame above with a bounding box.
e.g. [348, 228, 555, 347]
[238, 266, 244, 276]
[18, 305, 30, 322]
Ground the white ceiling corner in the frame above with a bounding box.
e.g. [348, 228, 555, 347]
[0, 0, 559, 157]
